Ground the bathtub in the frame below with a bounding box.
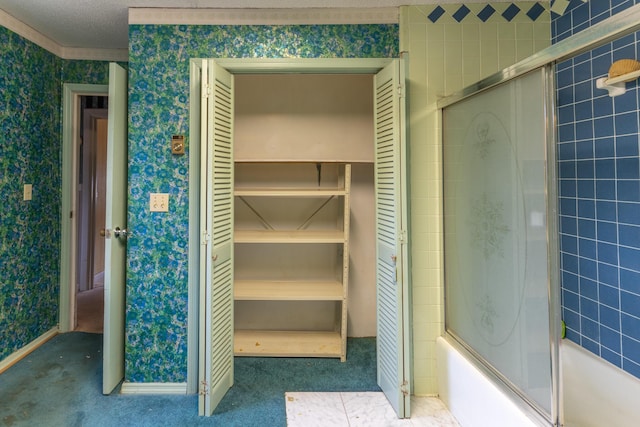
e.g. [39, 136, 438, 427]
[436, 336, 640, 427]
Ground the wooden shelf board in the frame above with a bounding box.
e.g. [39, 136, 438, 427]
[234, 280, 344, 300]
[234, 330, 342, 358]
[235, 229, 345, 243]
[235, 188, 346, 197]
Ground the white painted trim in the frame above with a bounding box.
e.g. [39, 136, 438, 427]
[120, 382, 188, 395]
[0, 328, 58, 374]
[129, 7, 399, 25]
[60, 47, 128, 62]
[0, 10, 61, 56]
[0, 9, 127, 61]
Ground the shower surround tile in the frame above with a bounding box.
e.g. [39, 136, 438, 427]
[400, 2, 551, 395]
[554, 0, 640, 380]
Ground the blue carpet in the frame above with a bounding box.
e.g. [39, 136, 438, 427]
[0, 332, 379, 426]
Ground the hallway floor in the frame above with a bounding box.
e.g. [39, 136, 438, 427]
[75, 286, 104, 333]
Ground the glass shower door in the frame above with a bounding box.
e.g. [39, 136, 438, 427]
[443, 68, 555, 420]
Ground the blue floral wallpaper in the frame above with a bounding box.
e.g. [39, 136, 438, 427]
[126, 24, 398, 382]
[0, 25, 112, 363]
[61, 59, 112, 84]
[0, 26, 60, 362]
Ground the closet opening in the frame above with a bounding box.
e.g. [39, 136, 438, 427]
[233, 73, 377, 354]
[191, 58, 410, 418]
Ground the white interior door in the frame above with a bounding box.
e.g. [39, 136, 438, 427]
[103, 62, 128, 395]
[374, 58, 411, 418]
[198, 60, 235, 416]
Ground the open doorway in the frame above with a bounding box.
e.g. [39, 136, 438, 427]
[75, 96, 108, 334]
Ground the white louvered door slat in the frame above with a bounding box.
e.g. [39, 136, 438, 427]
[374, 58, 411, 419]
[199, 60, 234, 416]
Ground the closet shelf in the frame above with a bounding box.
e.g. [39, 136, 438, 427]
[235, 188, 347, 197]
[235, 229, 346, 243]
[234, 162, 350, 362]
[235, 280, 344, 300]
[234, 330, 342, 358]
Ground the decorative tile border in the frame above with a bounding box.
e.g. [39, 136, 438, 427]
[421, 2, 552, 24]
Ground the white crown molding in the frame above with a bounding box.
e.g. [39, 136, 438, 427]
[0, 9, 62, 55]
[1, 9, 127, 61]
[61, 47, 128, 62]
[129, 7, 399, 25]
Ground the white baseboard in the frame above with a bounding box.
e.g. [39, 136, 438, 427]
[120, 382, 188, 395]
[0, 327, 59, 374]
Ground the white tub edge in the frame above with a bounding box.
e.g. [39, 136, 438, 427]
[435, 336, 542, 427]
[561, 339, 640, 427]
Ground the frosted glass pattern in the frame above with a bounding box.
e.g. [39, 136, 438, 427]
[443, 69, 552, 415]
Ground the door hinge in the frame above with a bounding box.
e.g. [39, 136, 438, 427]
[199, 380, 209, 396]
[202, 231, 210, 245]
[399, 230, 408, 244]
[397, 84, 406, 99]
[400, 381, 409, 397]
[203, 83, 211, 99]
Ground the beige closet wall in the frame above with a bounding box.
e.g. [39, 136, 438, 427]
[234, 73, 377, 337]
[400, 2, 551, 395]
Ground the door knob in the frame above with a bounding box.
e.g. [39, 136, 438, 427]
[100, 229, 106, 237]
[114, 227, 129, 239]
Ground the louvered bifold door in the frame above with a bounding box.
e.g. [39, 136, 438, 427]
[374, 58, 411, 419]
[199, 60, 235, 416]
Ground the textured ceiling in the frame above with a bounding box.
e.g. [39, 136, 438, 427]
[0, 0, 510, 50]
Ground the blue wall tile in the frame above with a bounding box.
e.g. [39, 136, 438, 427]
[555, 0, 640, 380]
[601, 346, 622, 367]
[597, 220, 618, 242]
[598, 241, 619, 265]
[615, 135, 639, 157]
[600, 325, 622, 352]
[578, 199, 595, 217]
[622, 312, 640, 342]
[619, 224, 640, 247]
[598, 262, 620, 288]
[614, 112, 639, 135]
[599, 283, 620, 309]
[600, 304, 622, 331]
[596, 200, 617, 221]
[618, 202, 640, 225]
[621, 268, 640, 294]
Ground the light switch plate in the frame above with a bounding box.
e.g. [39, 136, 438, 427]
[150, 193, 169, 212]
[24, 184, 32, 201]
[171, 135, 185, 155]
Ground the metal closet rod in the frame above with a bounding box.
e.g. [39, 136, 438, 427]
[438, 3, 640, 108]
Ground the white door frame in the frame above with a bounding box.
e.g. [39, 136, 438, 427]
[60, 83, 109, 332]
[187, 57, 409, 404]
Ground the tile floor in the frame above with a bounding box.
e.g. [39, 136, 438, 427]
[285, 391, 460, 426]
